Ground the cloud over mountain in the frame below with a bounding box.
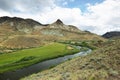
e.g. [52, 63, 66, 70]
[0, 0, 120, 35]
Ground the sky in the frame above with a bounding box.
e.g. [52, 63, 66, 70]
[0, 0, 120, 35]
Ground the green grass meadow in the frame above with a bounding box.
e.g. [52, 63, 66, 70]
[0, 43, 80, 73]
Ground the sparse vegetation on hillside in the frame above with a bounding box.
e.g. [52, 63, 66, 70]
[22, 39, 120, 80]
[0, 16, 105, 50]
[1, 35, 45, 49]
[57, 40, 104, 50]
[0, 43, 80, 73]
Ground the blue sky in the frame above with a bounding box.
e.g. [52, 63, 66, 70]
[0, 0, 120, 35]
[60, 0, 104, 12]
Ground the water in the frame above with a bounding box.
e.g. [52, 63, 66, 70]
[0, 49, 91, 80]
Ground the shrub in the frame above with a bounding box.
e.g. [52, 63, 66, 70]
[16, 56, 36, 63]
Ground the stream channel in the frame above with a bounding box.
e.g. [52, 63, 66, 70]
[0, 47, 92, 80]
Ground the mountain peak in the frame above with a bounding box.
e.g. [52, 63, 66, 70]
[55, 19, 63, 24]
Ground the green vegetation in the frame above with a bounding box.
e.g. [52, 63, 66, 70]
[0, 43, 80, 73]
[22, 39, 120, 80]
[57, 40, 97, 50]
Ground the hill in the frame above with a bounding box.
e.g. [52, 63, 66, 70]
[0, 16, 105, 49]
[102, 31, 120, 39]
[0, 16, 42, 33]
[22, 39, 120, 80]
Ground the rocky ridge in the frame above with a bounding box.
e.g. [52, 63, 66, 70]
[102, 31, 120, 39]
[0, 16, 105, 49]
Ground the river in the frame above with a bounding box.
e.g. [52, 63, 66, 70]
[0, 49, 91, 80]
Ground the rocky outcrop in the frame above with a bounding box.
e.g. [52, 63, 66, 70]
[0, 17, 81, 33]
[45, 19, 81, 32]
[0, 16, 42, 33]
[102, 31, 120, 38]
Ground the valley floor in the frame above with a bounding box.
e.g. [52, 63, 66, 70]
[0, 43, 79, 73]
[22, 39, 120, 80]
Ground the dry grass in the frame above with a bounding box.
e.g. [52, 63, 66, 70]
[0, 35, 45, 49]
[22, 39, 120, 80]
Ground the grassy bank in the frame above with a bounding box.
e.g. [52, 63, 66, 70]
[57, 40, 98, 50]
[22, 40, 120, 80]
[0, 43, 80, 73]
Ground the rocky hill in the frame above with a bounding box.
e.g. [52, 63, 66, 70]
[0, 16, 43, 33]
[0, 16, 105, 49]
[102, 31, 120, 39]
[0, 17, 80, 34]
[46, 19, 81, 32]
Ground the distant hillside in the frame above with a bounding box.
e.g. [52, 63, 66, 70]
[1, 35, 45, 49]
[0, 16, 105, 49]
[0, 16, 43, 33]
[22, 39, 120, 80]
[102, 31, 120, 38]
[45, 19, 81, 32]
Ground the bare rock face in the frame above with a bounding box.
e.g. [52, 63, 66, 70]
[45, 19, 81, 32]
[0, 16, 42, 33]
[55, 19, 63, 25]
[39, 19, 82, 37]
[0, 17, 80, 33]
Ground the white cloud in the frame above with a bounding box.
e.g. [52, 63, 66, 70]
[38, 7, 82, 24]
[0, 0, 120, 35]
[0, 0, 56, 13]
[70, 0, 75, 2]
[0, 9, 11, 16]
[82, 0, 120, 34]
[62, 2, 68, 6]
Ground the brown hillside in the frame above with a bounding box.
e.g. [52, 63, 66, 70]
[22, 39, 120, 80]
[1, 35, 45, 49]
[0, 16, 105, 49]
